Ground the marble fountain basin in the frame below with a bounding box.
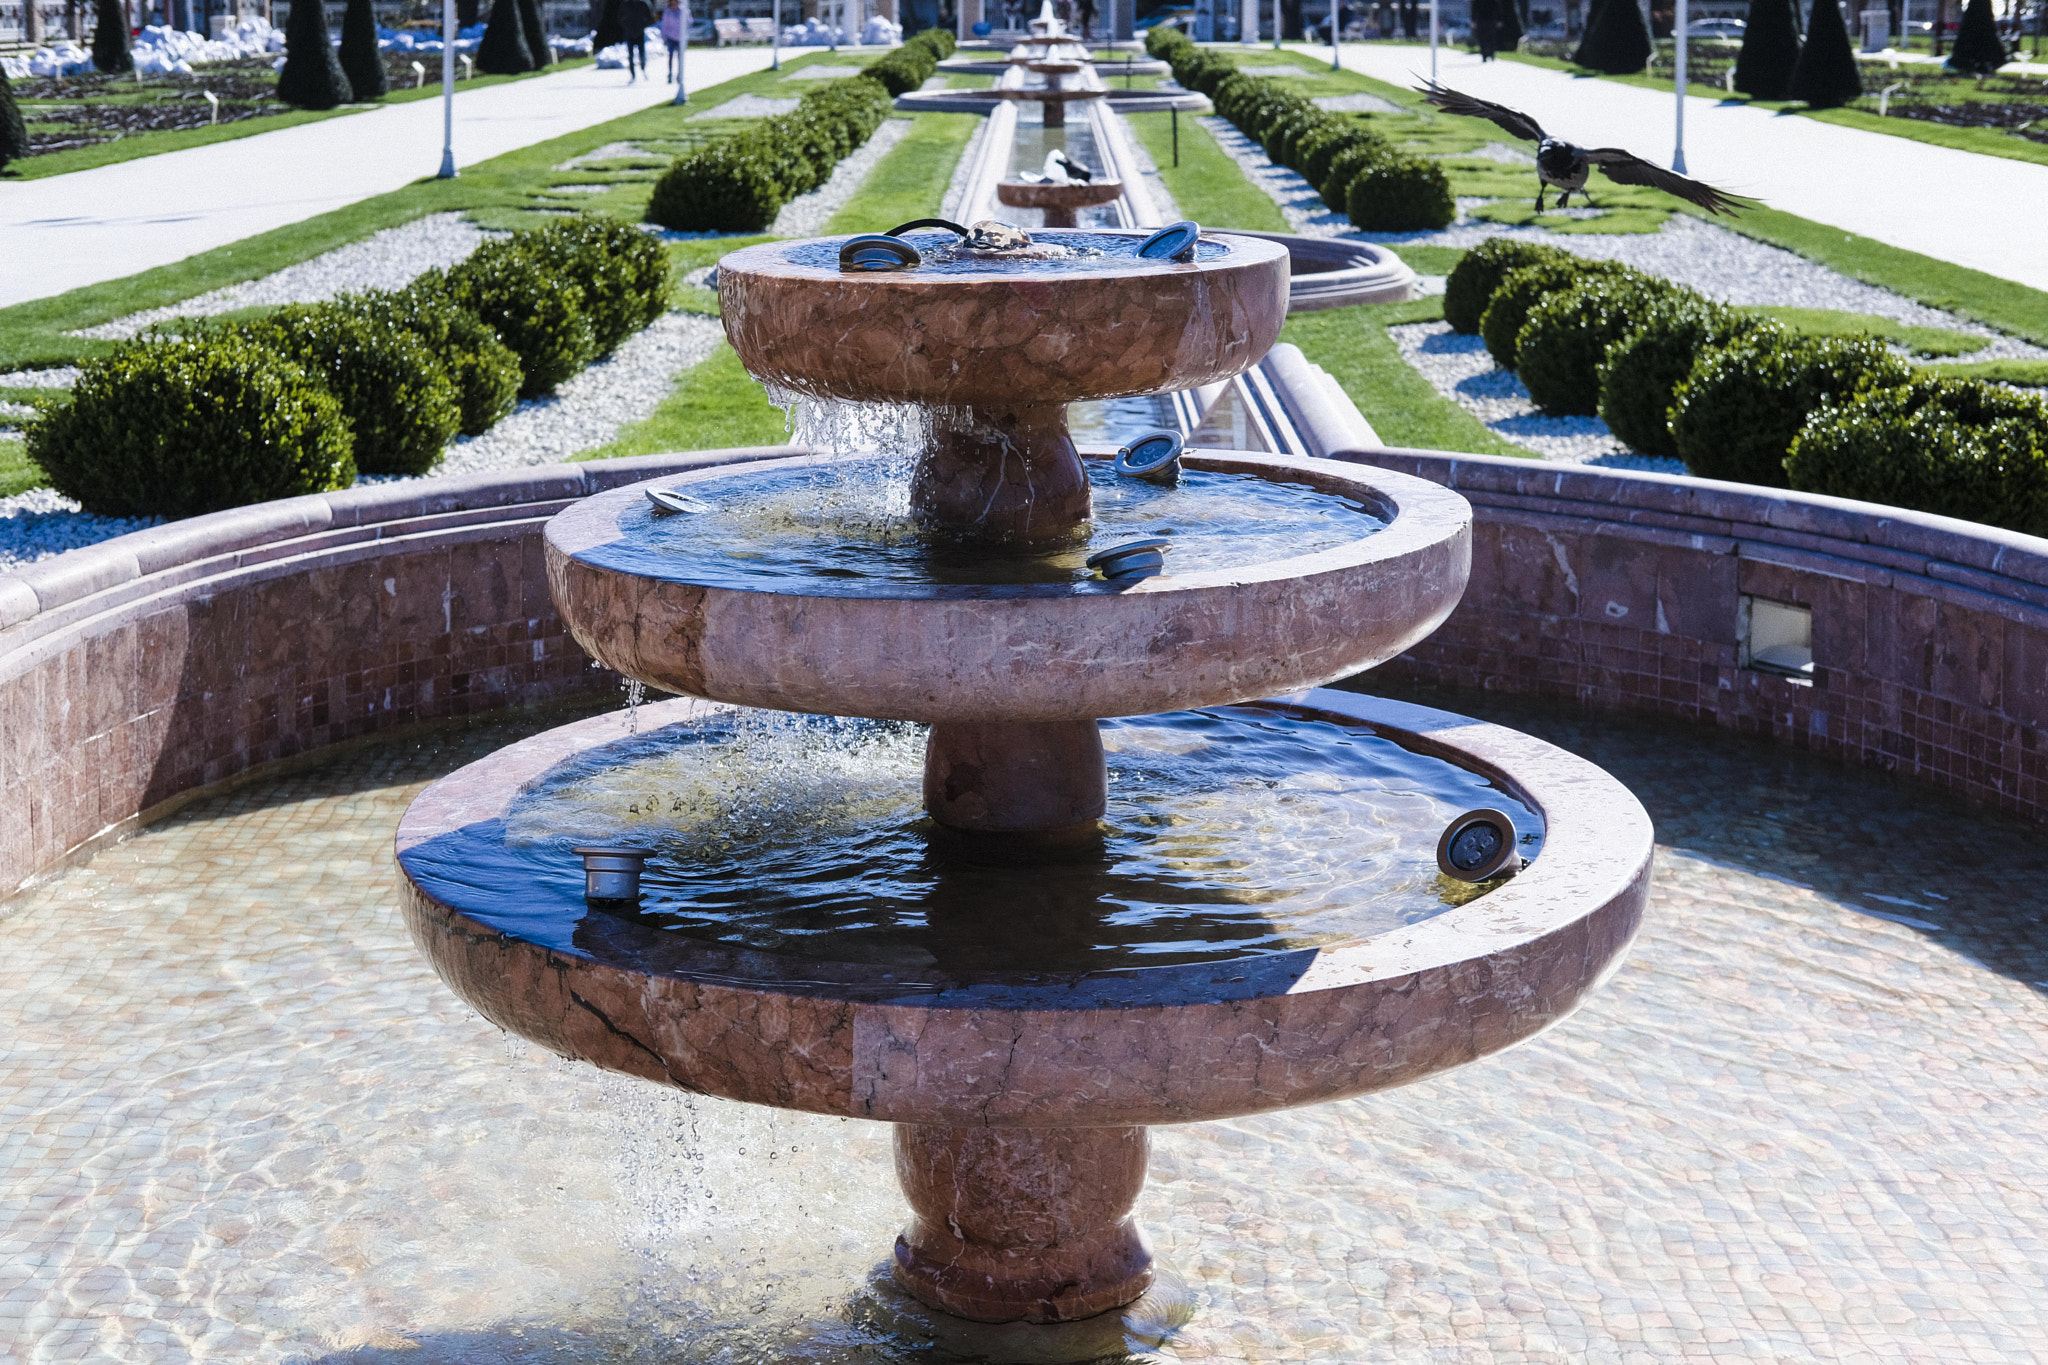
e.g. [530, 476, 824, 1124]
[543, 451, 1471, 724]
[716, 230, 1290, 406]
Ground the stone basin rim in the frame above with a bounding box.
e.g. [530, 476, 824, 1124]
[716, 227, 1287, 286]
[395, 688, 1651, 1126]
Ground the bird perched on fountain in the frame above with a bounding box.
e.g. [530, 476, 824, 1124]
[1416, 80, 1752, 215]
[1044, 149, 1093, 183]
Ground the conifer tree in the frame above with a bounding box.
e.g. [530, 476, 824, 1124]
[1734, 0, 1801, 99]
[91, 0, 133, 75]
[278, 0, 354, 108]
[518, 0, 552, 68]
[1497, 0, 1524, 50]
[339, 0, 389, 100]
[475, 0, 534, 74]
[1574, 0, 1651, 72]
[1788, 0, 1861, 107]
[0, 66, 27, 173]
[1947, 0, 2008, 74]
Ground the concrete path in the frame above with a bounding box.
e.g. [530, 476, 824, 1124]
[0, 50, 778, 309]
[1321, 43, 2048, 294]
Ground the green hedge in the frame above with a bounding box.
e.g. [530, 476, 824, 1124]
[1443, 239, 1571, 335]
[645, 76, 893, 233]
[239, 302, 460, 476]
[427, 247, 596, 400]
[1148, 30, 1451, 233]
[509, 215, 671, 355]
[1596, 298, 1763, 456]
[1516, 274, 1686, 417]
[1670, 334, 1911, 487]
[1479, 258, 1632, 370]
[338, 288, 521, 438]
[1787, 376, 2048, 534]
[28, 335, 356, 519]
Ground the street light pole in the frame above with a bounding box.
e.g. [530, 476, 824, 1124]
[1429, 0, 1438, 79]
[1671, 0, 1687, 173]
[772, 0, 780, 69]
[1331, 0, 1341, 67]
[437, 0, 456, 178]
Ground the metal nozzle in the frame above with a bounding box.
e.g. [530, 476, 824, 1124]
[572, 846, 652, 901]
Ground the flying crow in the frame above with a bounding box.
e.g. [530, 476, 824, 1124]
[1417, 81, 1752, 215]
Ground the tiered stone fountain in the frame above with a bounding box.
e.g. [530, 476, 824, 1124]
[396, 226, 1652, 1344]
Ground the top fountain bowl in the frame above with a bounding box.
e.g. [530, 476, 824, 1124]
[716, 230, 1291, 406]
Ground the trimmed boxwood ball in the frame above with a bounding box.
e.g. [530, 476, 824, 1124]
[241, 302, 461, 476]
[860, 42, 937, 95]
[1317, 141, 1389, 210]
[1443, 238, 1570, 335]
[1597, 301, 1768, 456]
[1670, 334, 1910, 487]
[645, 78, 890, 232]
[433, 246, 597, 398]
[515, 216, 672, 355]
[1787, 377, 2048, 533]
[28, 336, 356, 519]
[1516, 275, 1691, 417]
[1344, 155, 1455, 232]
[1480, 258, 1632, 371]
[1303, 127, 1387, 192]
[341, 288, 521, 437]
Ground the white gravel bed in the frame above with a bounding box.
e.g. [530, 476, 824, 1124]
[73, 215, 491, 341]
[0, 489, 159, 575]
[1203, 117, 2048, 362]
[1391, 319, 1685, 473]
[0, 367, 80, 391]
[769, 118, 914, 238]
[690, 94, 802, 119]
[0, 402, 35, 427]
[780, 65, 865, 80]
[434, 312, 727, 477]
[557, 141, 662, 169]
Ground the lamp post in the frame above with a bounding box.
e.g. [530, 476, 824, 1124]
[1429, 0, 1437, 79]
[437, 0, 456, 178]
[772, 0, 780, 68]
[1671, 0, 1687, 173]
[1331, 0, 1341, 67]
[1272, 0, 1280, 46]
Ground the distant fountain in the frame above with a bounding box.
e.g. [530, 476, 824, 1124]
[396, 224, 1652, 1345]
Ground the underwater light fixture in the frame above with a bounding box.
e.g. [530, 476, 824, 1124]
[1085, 537, 1172, 582]
[839, 235, 925, 272]
[572, 846, 653, 901]
[1435, 809, 1520, 883]
[1137, 221, 1201, 262]
[646, 488, 715, 516]
[1114, 429, 1185, 486]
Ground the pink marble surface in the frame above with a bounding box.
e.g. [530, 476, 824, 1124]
[394, 688, 1653, 1128]
[544, 453, 1473, 723]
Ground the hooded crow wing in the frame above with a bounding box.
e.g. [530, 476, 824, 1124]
[1415, 81, 1548, 143]
[1584, 148, 1750, 215]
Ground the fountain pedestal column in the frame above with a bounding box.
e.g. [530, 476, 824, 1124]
[912, 402, 1091, 546]
[924, 719, 1107, 840]
[893, 1123, 1154, 1323]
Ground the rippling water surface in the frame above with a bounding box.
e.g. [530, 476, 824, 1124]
[3, 687, 2045, 1362]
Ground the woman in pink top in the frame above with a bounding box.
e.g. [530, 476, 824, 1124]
[660, 0, 687, 83]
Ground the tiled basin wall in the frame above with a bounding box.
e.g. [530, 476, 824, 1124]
[0, 450, 796, 895]
[5, 442, 2045, 895]
[1344, 447, 2048, 825]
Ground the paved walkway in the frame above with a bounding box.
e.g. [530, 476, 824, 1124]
[0, 50, 779, 309]
[1324, 43, 2048, 294]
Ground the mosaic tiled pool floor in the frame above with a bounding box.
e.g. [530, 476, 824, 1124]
[2, 690, 2044, 1364]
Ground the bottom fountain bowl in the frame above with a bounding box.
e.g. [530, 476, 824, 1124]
[395, 688, 1652, 1327]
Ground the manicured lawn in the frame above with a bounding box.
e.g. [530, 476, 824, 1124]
[5, 59, 597, 182]
[1283, 300, 1528, 457]
[578, 342, 789, 459]
[0, 50, 873, 371]
[825, 112, 984, 235]
[0, 439, 42, 498]
[1746, 307, 1989, 357]
[1123, 110, 1290, 231]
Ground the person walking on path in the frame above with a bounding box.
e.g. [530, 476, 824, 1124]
[618, 0, 654, 81]
[661, 0, 688, 83]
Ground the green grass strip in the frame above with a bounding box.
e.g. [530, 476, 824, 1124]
[1747, 306, 1988, 356]
[5, 60, 597, 182]
[1283, 299, 1529, 457]
[577, 341, 788, 459]
[1931, 358, 2048, 387]
[1121, 109, 1289, 231]
[825, 112, 983, 235]
[0, 439, 41, 498]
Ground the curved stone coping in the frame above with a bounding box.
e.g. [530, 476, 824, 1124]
[1340, 444, 2048, 822]
[544, 451, 1472, 722]
[893, 89, 1211, 114]
[716, 230, 1289, 406]
[395, 687, 1652, 1128]
[1217, 230, 1421, 310]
